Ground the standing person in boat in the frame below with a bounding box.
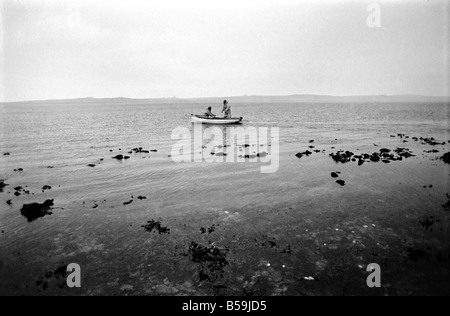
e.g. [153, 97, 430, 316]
[221, 100, 231, 118]
[205, 107, 216, 118]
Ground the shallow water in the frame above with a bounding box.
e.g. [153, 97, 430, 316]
[0, 101, 449, 295]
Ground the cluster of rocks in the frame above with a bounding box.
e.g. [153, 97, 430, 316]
[417, 215, 440, 231]
[128, 147, 150, 154]
[329, 172, 345, 186]
[392, 133, 448, 146]
[20, 199, 54, 222]
[330, 148, 415, 165]
[200, 224, 216, 234]
[142, 219, 170, 234]
[14, 186, 30, 196]
[13, 168, 24, 172]
[122, 195, 147, 206]
[185, 241, 229, 282]
[420, 137, 446, 146]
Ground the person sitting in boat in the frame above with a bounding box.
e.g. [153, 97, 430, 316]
[205, 107, 216, 118]
[221, 100, 231, 118]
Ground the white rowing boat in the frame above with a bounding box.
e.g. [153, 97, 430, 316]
[191, 115, 243, 125]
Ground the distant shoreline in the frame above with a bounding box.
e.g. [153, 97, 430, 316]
[1, 94, 449, 105]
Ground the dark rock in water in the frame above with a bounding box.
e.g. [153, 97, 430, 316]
[88, 164, 96, 167]
[440, 152, 450, 164]
[0, 180, 9, 192]
[392, 147, 414, 158]
[20, 199, 54, 222]
[382, 160, 391, 163]
[93, 204, 98, 209]
[358, 159, 364, 166]
[380, 148, 390, 153]
[329, 151, 353, 163]
[309, 145, 315, 149]
[3, 152, 10, 155]
[336, 180, 345, 186]
[150, 149, 157, 152]
[296, 150, 312, 159]
[123, 200, 133, 205]
[137, 196, 147, 200]
[47, 166, 54, 168]
[14, 186, 23, 191]
[142, 219, 170, 234]
[113, 155, 130, 160]
[42, 185, 52, 191]
[14, 192, 21, 196]
[309, 140, 314, 143]
[187, 242, 228, 264]
[14, 168, 24, 172]
[424, 149, 439, 153]
[331, 172, 339, 178]
[215, 152, 227, 156]
[6, 199, 12, 205]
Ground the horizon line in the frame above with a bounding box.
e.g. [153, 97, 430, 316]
[2, 93, 449, 104]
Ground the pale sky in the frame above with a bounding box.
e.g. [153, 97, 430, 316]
[0, 0, 448, 102]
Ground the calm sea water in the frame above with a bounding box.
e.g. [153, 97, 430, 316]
[0, 101, 449, 295]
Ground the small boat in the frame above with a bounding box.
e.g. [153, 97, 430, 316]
[191, 114, 243, 125]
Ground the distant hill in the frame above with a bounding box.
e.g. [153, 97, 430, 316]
[2, 94, 449, 105]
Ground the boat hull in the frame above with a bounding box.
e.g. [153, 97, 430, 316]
[191, 115, 243, 125]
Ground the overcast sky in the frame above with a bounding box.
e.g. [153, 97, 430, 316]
[0, 0, 448, 102]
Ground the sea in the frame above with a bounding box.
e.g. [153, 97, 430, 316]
[0, 101, 449, 295]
